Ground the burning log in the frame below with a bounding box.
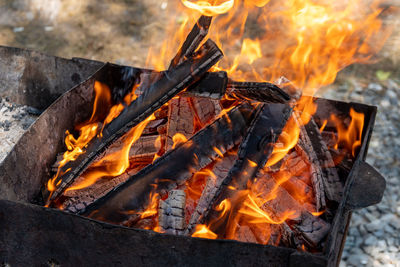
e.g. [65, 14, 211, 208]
[191, 97, 222, 127]
[159, 190, 186, 235]
[201, 103, 292, 235]
[46, 39, 223, 205]
[166, 97, 197, 151]
[184, 71, 291, 103]
[185, 153, 238, 235]
[254, 175, 330, 249]
[293, 113, 326, 211]
[80, 104, 254, 223]
[169, 15, 212, 69]
[303, 119, 343, 203]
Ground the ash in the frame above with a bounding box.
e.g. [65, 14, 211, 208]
[0, 97, 39, 163]
[321, 78, 400, 267]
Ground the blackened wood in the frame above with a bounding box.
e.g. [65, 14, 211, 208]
[169, 15, 212, 69]
[185, 153, 238, 235]
[303, 119, 343, 203]
[254, 175, 330, 249]
[227, 81, 290, 103]
[80, 104, 254, 223]
[184, 71, 228, 99]
[185, 72, 291, 103]
[293, 113, 326, 211]
[165, 97, 196, 151]
[191, 97, 222, 127]
[0, 199, 302, 267]
[47, 40, 223, 204]
[203, 104, 292, 235]
[159, 190, 186, 235]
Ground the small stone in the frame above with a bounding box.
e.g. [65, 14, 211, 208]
[364, 235, 377, 246]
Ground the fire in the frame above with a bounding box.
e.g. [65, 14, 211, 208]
[65, 113, 156, 192]
[172, 133, 189, 149]
[182, 0, 234, 16]
[192, 224, 218, 239]
[330, 108, 365, 157]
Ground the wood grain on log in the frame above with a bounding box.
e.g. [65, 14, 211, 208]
[303, 119, 343, 203]
[46, 39, 223, 205]
[80, 104, 254, 224]
[293, 113, 326, 211]
[191, 97, 222, 127]
[159, 190, 186, 235]
[166, 97, 196, 151]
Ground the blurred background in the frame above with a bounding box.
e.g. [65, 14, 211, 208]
[0, 0, 399, 266]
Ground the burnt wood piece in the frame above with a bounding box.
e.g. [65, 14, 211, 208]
[185, 153, 238, 235]
[166, 97, 196, 151]
[0, 199, 308, 267]
[52, 135, 160, 172]
[293, 113, 326, 211]
[227, 81, 291, 103]
[169, 15, 212, 69]
[46, 40, 223, 204]
[80, 104, 254, 223]
[159, 190, 186, 235]
[303, 119, 343, 203]
[203, 104, 292, 236]
[191, 97, 222, 127]
[184, 71, 290, 103]
[254, 175, 331, 249]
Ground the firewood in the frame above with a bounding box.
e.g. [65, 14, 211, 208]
[169, 15, 212, 69]
[293, 113, 326, 211]
[46, 39, 223, 205]
[254, 174, 330, 249]
[185, 153, 238, 235]
[159, 190, 186, 235]
[80, 104, 254, 224]
[184, 71, 291, 103]
[166, 97, 196, 151]
[191, 97, 222, 127]
[202, 104, 292, 235]
[303, 119, 343, 203]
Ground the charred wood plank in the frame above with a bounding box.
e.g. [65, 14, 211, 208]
[80, 104, 254, 224]
[184, 72, 291, 103]
[303, 119, 343, 203]
[46, 39, 223, 204]
[254, 175, 330, 249]
[293, 113, 326, 211]
[191, 97, 222, 127]
[202, 104, 292, 236]
[169, 15, 212, 69]
[159, 190, 186, 235]
[185, 153, 238, 235]
[166, 97, 196, 151]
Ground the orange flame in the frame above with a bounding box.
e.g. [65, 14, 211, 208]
[331, 108, 365, 157]
[192, 224, 218, 239]
[172, 133, 189, 149]
[182, 0, 234, 16]
[65, 113, 156, 192]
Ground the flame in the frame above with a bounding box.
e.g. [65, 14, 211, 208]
[65, 113, 156, 191]
[192, 224, 218, 239]
[172, 133, 189, 149]
[182, 0, 234, 16]
[330, 108, 365, 157]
